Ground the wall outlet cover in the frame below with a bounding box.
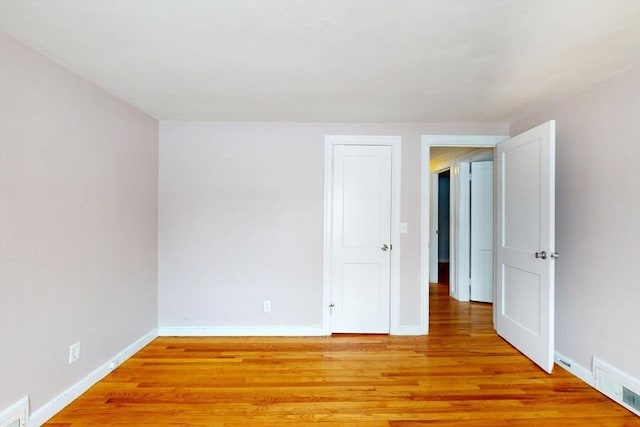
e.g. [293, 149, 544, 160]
[69, 342, 81, 364]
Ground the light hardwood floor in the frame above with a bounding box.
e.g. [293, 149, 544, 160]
[46, 284, 640, 426]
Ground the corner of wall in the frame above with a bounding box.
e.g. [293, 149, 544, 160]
[28, 329, 158, 427]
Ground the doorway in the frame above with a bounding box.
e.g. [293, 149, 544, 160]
[422, 124, 556, 373]
[323, 135, 402, 335]
[428, 147, 494, 300]
[420, 135, 506, 334]
[437, 170, 451, 285]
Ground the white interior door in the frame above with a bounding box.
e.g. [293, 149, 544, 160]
[331, 144, 392, 333]
[470, 161, 494, 303]
[496, 120, 556, 373]
[455, 162, 471, 300]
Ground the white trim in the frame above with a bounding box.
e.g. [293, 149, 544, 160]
[323, 135, 402, 335]
[447, 162, 456, 297]
[322, 140, 333, 335]
[396, 325, 425, 335]
[158, 326, 323, 337]
[449, 149, 494, 302]
[593, 356, 640, 416]
[420, 135, 507, 335]
[0, 396, 28, 427]
[428, 172, 439, 284]
[427, 134, 508, 147]
[453, 161, 471, 302]
[593, 356, 640, 393]
[555, 351, 595, 387]
[556, 353, 640, 417]
[29, 328, 157, 427]
[420, 140, 430, 335]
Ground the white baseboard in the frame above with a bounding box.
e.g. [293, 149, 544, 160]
[395, 325, 427, 335]
[158, 325, 324, 337]
[159, 325, 427, 337]
[555, 351, 595, 387]
[29, 328, 157, 427]
[0, 396, 29, 427]
[593, 356, 640, 417]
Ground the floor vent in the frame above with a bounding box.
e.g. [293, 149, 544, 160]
[594, 357, 640, 417]
[0, 396, 28, 427]
[623, 387, 640, 413]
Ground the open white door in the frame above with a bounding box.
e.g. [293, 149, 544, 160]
[470, 161, 493, 303]
[496, 120, 556, 373]
[330, 144, 392, 333]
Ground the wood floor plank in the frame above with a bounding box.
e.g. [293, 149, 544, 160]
[44, 284, 640, 426]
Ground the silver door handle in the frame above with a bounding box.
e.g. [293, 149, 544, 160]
[550, 252, 559, 259]
[535, 251, 547, 260]
[381, 244, 389, 251]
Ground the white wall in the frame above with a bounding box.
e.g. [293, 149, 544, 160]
[0, 31, 158, 412]
[158, 122, 508, 331]
[510, 64, 640, 379]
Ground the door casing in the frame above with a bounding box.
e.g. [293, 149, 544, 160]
[450, 151, 493, 302]
[323, 135, 401, 335]
[428, 172, 439, 283]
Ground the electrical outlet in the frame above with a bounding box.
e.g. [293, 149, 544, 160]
[68, 342, 80, 364]
[263, 300, 271, 312]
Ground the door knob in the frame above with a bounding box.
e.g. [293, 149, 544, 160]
[381, 244, 389, 251]
[550, 252, 559, 259]
[535, 251, 547, 260]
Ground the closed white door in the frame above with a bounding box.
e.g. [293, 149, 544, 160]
[331, 144, 392, 333]
[496, 121, 556, 373]
[470, 160, 494, 303]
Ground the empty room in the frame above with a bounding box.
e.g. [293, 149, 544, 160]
[1, 1, 639, 426]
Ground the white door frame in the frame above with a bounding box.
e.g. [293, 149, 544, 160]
[453, 160, 471, 301]
[420, 135, 507, 334]
[428, 172, 440, 284]
[323, 135, 402, 335]
[449, 150, 493, 302]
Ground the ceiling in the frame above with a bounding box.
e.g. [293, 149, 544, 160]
[1, 0, 639, 122]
